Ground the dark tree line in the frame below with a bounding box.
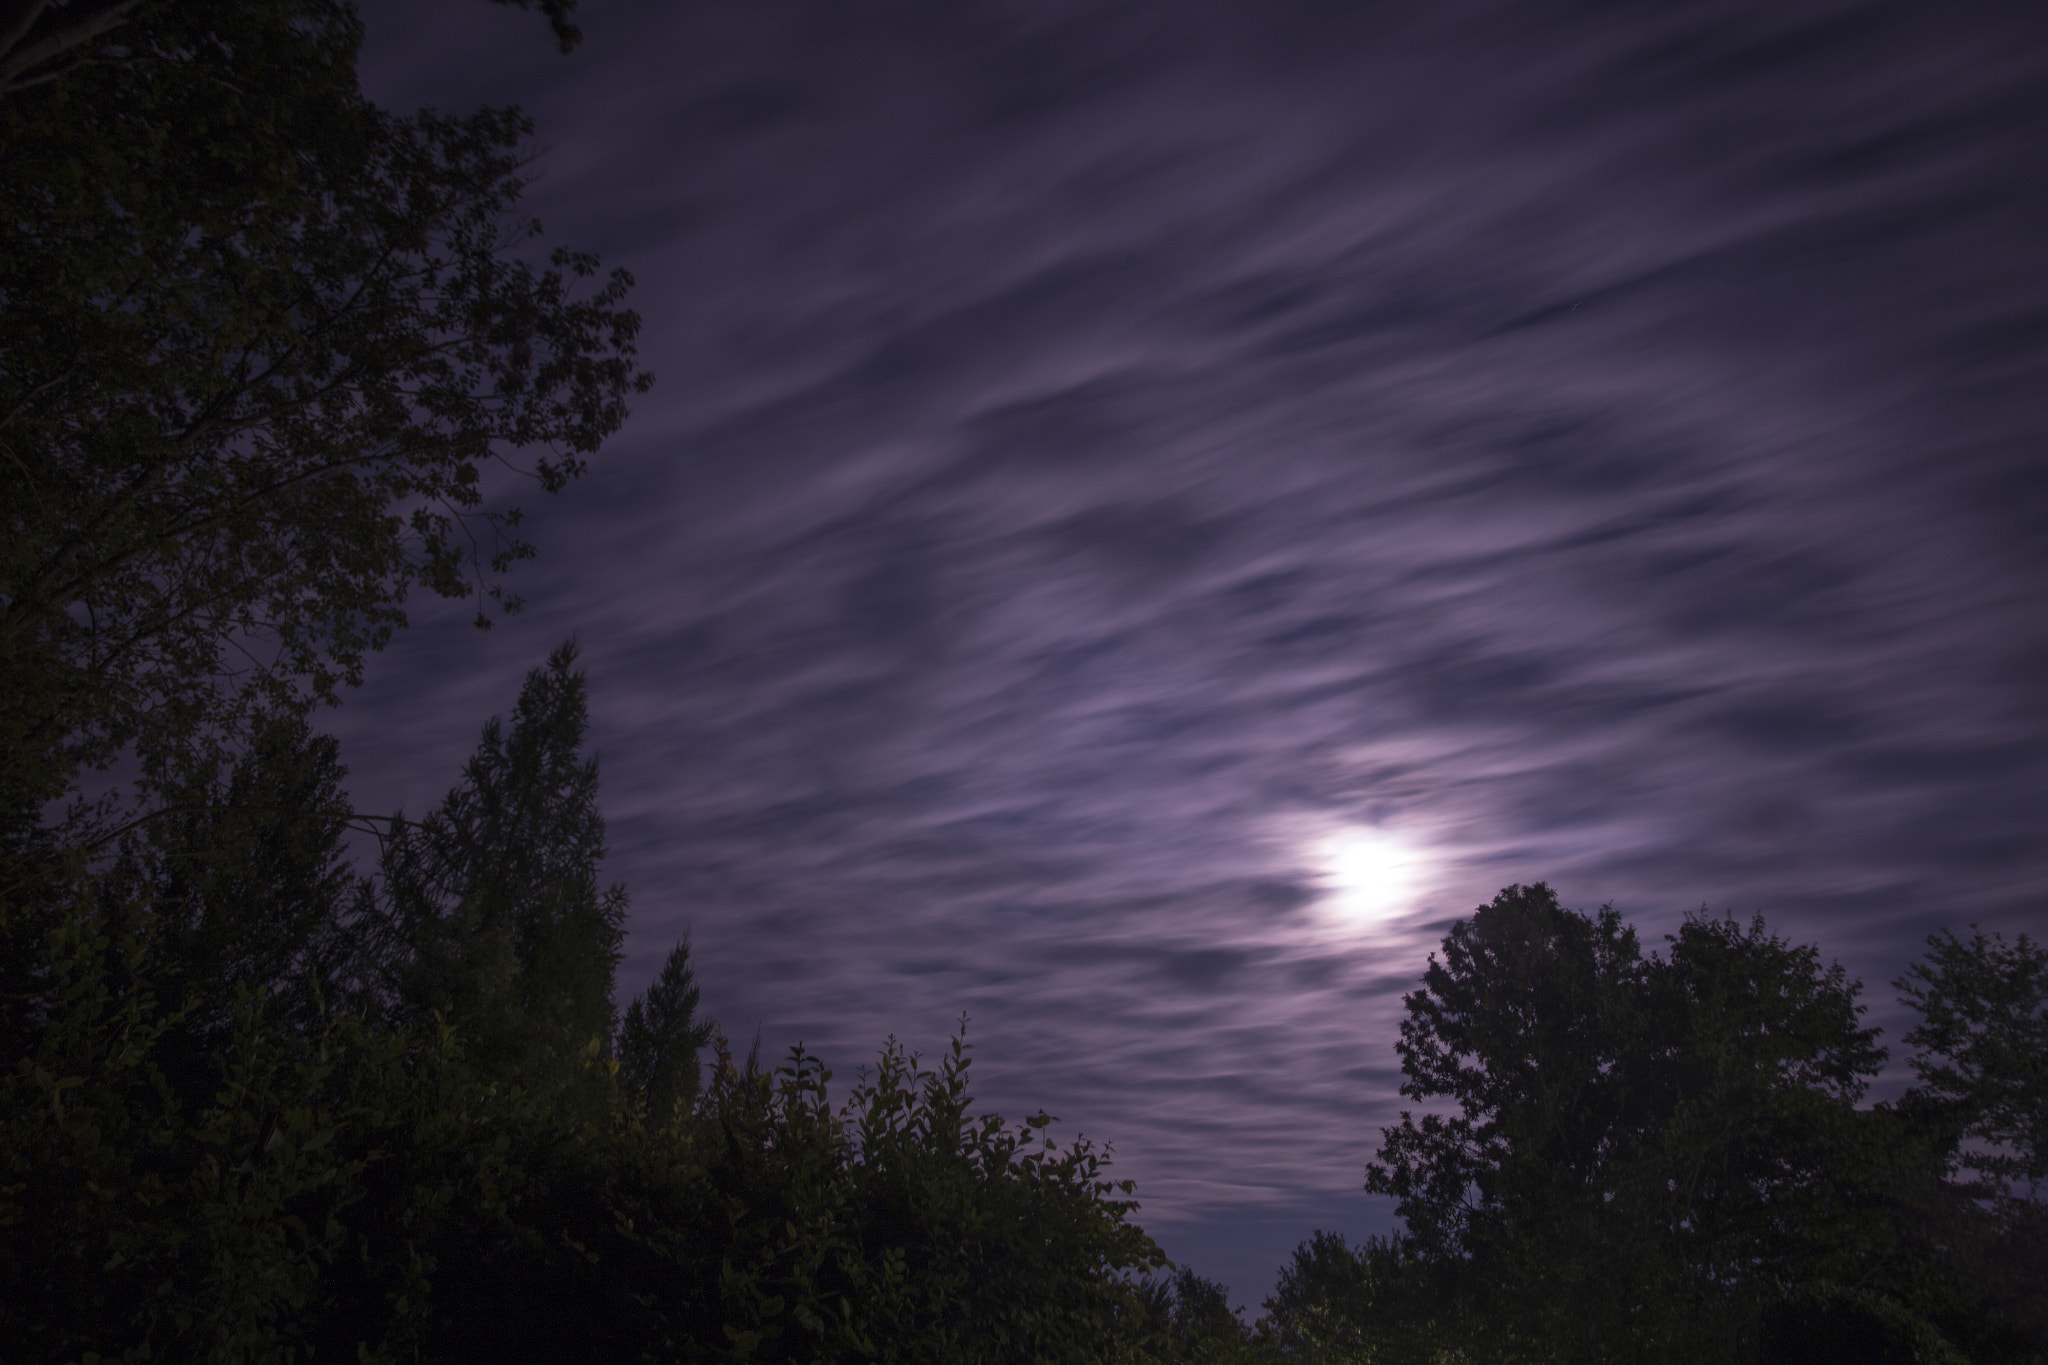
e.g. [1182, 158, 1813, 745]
[2, 3, 1171, 1359]
[1247, 886, 2046, 1365]
[3, 643, 1170, 1361]
[4, 2, 2041, 1361]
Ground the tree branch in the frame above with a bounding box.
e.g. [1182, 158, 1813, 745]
[0, 0, 150, 96]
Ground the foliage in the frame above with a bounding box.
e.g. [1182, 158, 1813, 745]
[1352, 883, 1994, 1364]
[0, 640, 651, 1358]
[0, 0, 586, 97]
[619, 932, 717, 1119]
[0, 636, 1170, 1361]
[1, 892, 469, 1362]
[119, 715, 365, 1032]
[1896, 925, 2047, 1202]
[1631, 911, 1899, 1302]
[21, 2, 2041, 1358]
[0, 1, 160, 99]
[483, 0, 585, 55]
[3, 882, 718, 1363]
[1117, 1266, 1272, 1364]
[1754, 1283, 1971, 1365]
[834, 1029, 1167, 1361]
[1365, 885, 1654, 1265]
[0, 890, 1169, 1362]
[1893, 925, 2048, 1355]
[1257, 1231, 1457, 1365]
[0, 4, 1203, 1360]
[1363, 885, 1673, 1359]
[0, 0, 649, 832]
[633, 1028, 1170, 1364]
[369, 641, 626, 1102]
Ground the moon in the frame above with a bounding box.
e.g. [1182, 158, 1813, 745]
[1315, 827, 1420, 926]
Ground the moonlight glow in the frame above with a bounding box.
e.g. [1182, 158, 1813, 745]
[1315, 828, 1421, 926]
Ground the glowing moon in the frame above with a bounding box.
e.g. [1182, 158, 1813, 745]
[1315, 827, 1419, 925]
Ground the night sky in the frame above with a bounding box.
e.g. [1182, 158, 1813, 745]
[342, 0, 2048, 1306]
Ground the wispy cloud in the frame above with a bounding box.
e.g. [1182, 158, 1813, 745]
[343, 0, 2048, 1301]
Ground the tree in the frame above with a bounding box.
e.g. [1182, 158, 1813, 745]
[1366, 885, 1650, 1260]
[618, 933, 716, 1120]
[372, 641, 626, 1095]
[824, 1026, 1168, 1362]
[1257, 1230, 1455, 1365]
[1365, 884, 1674, 1359]
[372, 642, 625, 1079]
[1, 7, 1192, 1352]
[2, 654, 1182, 1359]
[0, 0, 586, 99]
[1897, 926, 2047, 1203]
[124, 715, 364, 1029]
[1363, 885, 1935, 1363]
[1895, 926, 2048, 1352]
[1633, 912, 1893, 1296]
[0, 0, 649, 838]
[0, 0, 152, 97]
[0, 875, 659, 1365]
[1117, 1266, 1270, 1364]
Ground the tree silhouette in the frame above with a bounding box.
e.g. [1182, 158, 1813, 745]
[1897, 925, 2047, 1202]
[0, 0, 648, 839]
[0, 0, 588, 99]
[1361, 884, 1955, 1363]
[619, 934, 716, 1120]
[374, 641, 625, 1095]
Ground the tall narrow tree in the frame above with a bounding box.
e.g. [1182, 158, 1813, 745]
[1896, 927, 2048, 1348]
[618, 934, 715, 1120]
[376, 641, 625, 1093]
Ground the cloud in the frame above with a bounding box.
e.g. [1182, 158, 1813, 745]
[339, 0, 2048, 1274]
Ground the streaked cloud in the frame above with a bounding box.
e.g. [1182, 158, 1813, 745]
[342, 0, 2048, 1303]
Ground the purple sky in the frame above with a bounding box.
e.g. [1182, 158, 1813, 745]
[342, 0, 2048, 1306]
